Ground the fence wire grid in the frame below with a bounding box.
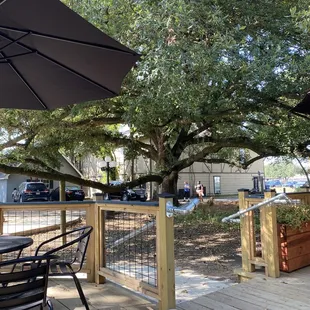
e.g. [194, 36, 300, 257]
[105, 211, 157, 287]
[2, 209, 86, 263]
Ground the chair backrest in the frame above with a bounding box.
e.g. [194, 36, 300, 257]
[73, 226, 93, 270]
[0, 255, 53, 309]
[44, 225, 93, 272]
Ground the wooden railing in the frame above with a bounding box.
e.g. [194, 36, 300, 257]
[0, 195, 176, 310]
[0, 201, 95, 278]
[237, 189, 310, 282]
[93, 193, 175, 310]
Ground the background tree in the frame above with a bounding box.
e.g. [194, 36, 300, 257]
[264, 158, 305, 179]
[0, 0, 310, 196]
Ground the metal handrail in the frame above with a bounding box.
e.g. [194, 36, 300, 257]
[222, 193, 292, 223]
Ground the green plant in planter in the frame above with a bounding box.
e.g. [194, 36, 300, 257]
[276, 204, 310, 229]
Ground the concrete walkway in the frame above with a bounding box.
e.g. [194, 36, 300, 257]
[107, 263, 234, 305]
[175, 268, 233, 304]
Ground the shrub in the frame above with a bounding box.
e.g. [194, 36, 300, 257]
[277, 204, 310, 229]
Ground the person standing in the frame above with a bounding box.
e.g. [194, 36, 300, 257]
[11, 188, 18, 202]
[195, 181, 204, 202]
[183, 181, 190, 202]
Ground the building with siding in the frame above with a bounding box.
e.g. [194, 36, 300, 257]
[0, 156, 83, 203]
[177, 157, 264, 196]
[121, 150, 264, 197]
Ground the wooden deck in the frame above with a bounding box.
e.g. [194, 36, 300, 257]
[42, 277, 157, 310]
[177, 267, 310, 310]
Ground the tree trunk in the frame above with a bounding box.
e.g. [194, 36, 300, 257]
[161, 171, 179, 205]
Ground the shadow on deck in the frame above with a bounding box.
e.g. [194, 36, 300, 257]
[177, 266, 310, 310]
[45, 277, 157, 310]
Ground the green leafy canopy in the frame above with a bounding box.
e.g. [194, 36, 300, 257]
[0, 0, 310, 193]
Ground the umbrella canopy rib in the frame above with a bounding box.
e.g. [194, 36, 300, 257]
[0, 51, 48, 109]
[0, 32, 33, 52]
[37, 51, 118, 96]
[0, 32, 30, 52]
[0, 26, 139, 57]
[0, 51, 35, 62]
[0, 30, 118, 96]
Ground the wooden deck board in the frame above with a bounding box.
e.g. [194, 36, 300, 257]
[206, 291, 263, 310]
[177, 267, 310, 310]
[34, 277, 158, 310]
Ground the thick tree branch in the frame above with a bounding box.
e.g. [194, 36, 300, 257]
[0, 163, 163, 192]
[70, 116, 123, 126]
[0, 133, 30, 151]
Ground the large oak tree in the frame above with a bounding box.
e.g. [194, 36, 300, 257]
[0, 0, 310, 195]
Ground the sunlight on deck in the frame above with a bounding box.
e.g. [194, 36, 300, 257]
[46, 277, 157, 310]
[177, 266, 310, 310]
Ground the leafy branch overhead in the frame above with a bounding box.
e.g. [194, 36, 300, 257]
[0, 0, 310, 192]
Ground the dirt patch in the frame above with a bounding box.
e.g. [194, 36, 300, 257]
[174, 200, 241, 281]
[103, 200, 242, 282]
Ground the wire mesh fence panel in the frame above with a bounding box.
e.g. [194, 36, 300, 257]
[254, 208, 262, 258]
[105, 211, 157, 288]
[2, 209, 87, 263]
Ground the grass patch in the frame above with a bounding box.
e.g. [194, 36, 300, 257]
[175, 202, 240, 232]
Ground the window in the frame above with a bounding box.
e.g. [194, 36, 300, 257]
[239, 149, 246, 165]
[26, 183, 47, 191]
[39, 179, 52, 189]
[213, 176, 221, 194]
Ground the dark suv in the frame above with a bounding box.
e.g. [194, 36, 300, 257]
[15, 182, 50, 202]
[104, 181, 147, 201]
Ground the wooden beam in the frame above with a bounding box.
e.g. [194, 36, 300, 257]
[86, 205, 96, 282]
[94, 194, 106, 284]
[262, 190, 280, 278]
[98, 203, 158, 215]
[157, 194, 176, 310]
[238, 189, 256, 273]
[98, 267, 159, 300]
[59, 180, 66, 245]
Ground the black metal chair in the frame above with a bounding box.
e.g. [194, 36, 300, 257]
[0, 255, 54, 310]
[35, 226, 93, 310]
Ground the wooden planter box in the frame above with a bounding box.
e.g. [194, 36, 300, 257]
[278, 221, 310, 272]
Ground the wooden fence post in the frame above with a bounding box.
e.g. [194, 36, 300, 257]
[93, 194, 106, 285]
[157, 194, 176, 310]
[85, 202, 96, 283]
[59, 180, 67, 245]
[0, 209, 3, 262]
[0, 209, 3, 236]
[238, 189, 256, 273]
[262, 190, 280, 278]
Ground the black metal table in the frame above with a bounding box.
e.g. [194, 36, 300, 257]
[0, 236, 33, 256]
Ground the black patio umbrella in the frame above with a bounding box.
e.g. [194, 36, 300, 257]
[291, 92, 310, 116]
[0, 0, 140, 110]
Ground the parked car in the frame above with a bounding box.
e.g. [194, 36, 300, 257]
[15, 182, 50, 202]
[282, 181, 297, 188]
[265, 179, 282, 190]
[104, 181, 147, 201]
[295, 181, 309, 188]
[50, 186, 85, 201]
